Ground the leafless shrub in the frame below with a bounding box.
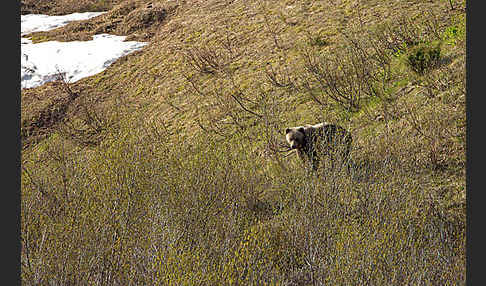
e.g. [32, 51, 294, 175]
[21, 71, 80, 149]
[179, 30, 269, 138]
[448, 0, 456, 10]
[369, 15, 424, 53]
[57, 97, 112, 147]
[298, 44, 375, 111]
[182, 46, 229, 75]
[264, 61, 296, 89]
[180, 30, 243, 75]
[262, 11, 285, 50]
[404, 98, 462, 171]
[48, 72, 113, 147]
[262, 29, 394, 112]
[343, 31, 396, 98]
[183, 71, 263, 138]
[418, 63, 465, 100]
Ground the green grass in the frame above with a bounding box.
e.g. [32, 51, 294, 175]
[21, 0, 466, 284]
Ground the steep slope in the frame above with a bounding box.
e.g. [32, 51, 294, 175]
[20, 0, 466, 285]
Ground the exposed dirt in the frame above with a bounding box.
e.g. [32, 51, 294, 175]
[24, 1, 179, 42]
[21, 81, 80, 149]
[21, 0, 119, 15]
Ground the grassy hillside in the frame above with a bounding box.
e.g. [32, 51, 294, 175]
[21, 0, 466, 285]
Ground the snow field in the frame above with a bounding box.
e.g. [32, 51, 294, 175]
[21, 12, 148, 89]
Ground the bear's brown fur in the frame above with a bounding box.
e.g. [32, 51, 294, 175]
[285, 122, 352, 171]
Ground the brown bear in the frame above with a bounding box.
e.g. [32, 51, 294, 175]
[285, 122, 352, 172]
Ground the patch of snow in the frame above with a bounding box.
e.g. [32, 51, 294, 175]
[21, 37, 32, 45]
[21, 12, 148, 89]
[21, 12, 106, 36]
[21, 34, 148, 89]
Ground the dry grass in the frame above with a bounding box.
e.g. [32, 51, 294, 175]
[21, 0, 466, 284]
[21, 0, 121, 15]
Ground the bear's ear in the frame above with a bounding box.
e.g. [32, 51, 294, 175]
[298, 127, 305, 134]
[285, 128, 291, 134]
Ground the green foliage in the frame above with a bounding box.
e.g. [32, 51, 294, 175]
[406, 42, 441, 74]
[442, 25, 459, 44]
[442, 15, 466, 46]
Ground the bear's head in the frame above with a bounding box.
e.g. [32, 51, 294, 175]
[285, 127, 306, 150]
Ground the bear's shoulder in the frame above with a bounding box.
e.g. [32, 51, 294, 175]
[304, 122, 330, 132]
